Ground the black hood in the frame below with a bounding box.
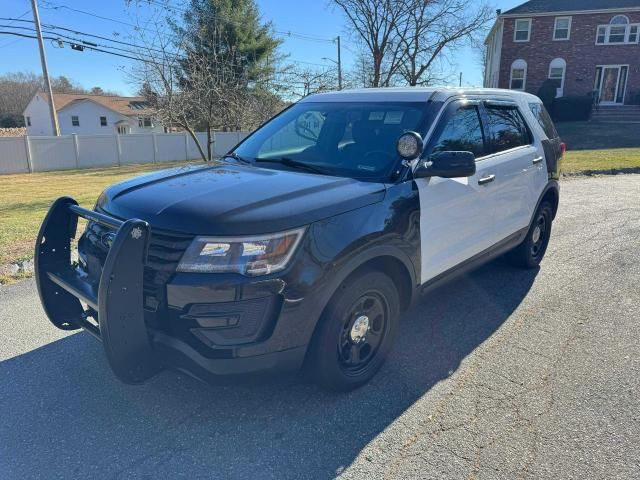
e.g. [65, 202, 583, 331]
[98, 163, 386, 235]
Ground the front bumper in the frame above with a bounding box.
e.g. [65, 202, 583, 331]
[34, 197, 312, 384]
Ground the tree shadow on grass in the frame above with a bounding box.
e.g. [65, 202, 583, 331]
[0, 260, 538, 480]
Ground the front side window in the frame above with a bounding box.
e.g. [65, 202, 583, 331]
[554, 17, 571, 40]
[484, 105, 531, 153]
[514, 18, 531, 42]
[100, 116, 107, 126]
[429, 106, 486, 158]
[71, 115, 79, 126]
[26, 116, 31, 126]
[138, 116, 152, 128]
[234, 101, 436, 180]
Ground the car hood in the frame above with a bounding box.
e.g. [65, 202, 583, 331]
[98, 163, 387, 235]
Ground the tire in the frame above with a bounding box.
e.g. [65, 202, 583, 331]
[507, 201, 553, 269]
[308, 269, 400, 392]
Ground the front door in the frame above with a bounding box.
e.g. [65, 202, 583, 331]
[596, 66, 629, 104]
[415, 101, 496, 283]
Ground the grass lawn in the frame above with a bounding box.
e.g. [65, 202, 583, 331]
[556, 121, 640, 174]
[562, 148, 640, 174]
[0, 160, 196, 284]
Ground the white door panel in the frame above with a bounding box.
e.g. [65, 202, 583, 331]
[417, 160, 496, 283]
[491, 145, 538, 238]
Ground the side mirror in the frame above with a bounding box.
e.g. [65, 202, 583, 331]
[414, 151, 476, 179]
[396, 131, 424, 160]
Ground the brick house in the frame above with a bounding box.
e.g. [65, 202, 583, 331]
[484, 0, 640, 105]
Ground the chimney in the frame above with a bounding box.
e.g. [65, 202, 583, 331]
[496, 9, 502, 15]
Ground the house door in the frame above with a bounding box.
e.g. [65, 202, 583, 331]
[595, 66, 629, 104]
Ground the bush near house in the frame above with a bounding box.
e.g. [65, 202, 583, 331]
[537, 79, 557, 113]
[552, 95, 593, 122]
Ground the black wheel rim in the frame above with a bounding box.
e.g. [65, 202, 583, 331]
[337, 291, 389, 376]
[531, 212, 548, 258]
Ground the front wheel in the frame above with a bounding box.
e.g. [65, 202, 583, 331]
[308, 269, 400, 392]
[507, 201, 553, 269]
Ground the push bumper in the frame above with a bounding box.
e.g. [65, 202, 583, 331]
[34, 197, 307, 384]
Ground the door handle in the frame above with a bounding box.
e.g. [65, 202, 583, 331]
[533, 156, 544, 164]
[478, 174, 496, 185]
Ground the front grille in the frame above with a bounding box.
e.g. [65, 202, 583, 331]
[80, 219, 193, 312]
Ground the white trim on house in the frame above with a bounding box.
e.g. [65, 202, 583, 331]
[500, 7, 640, 18]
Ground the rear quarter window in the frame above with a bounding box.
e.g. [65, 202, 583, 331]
[529, 103, 558, 139]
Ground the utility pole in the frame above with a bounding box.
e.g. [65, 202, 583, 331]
[459, 72, 463, 88]
[31, 0, 59, 136]
[336, 35, 342, 90]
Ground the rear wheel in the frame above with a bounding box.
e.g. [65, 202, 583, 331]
[308, 269, 400, 391]
[507, 201, 553, 269]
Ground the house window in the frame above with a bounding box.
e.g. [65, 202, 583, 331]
[548, 58, 567, 97]
[100, 116, 107, 126]
[553, 17, 571, 40]
[117, 126, 128, 135]
[26, 116, 31, 126]
[510, 59, 527, 90]
[596, 16, 639, 45]
[138, 116, 153, 128]
[514, 19, 531, 42]
[71, 116, 79, 126]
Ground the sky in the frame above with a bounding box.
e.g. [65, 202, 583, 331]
[0, 0, 522, 96]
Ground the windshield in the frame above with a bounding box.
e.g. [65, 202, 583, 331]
[234, 101, 433, 180]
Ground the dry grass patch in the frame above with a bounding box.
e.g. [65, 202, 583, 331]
[0, 160, 196, 284]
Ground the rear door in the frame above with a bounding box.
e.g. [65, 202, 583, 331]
[479, 101, 540, 240]
[416, 100, 499, 283]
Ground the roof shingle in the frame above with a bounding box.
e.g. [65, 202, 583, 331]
[36, 93, 153, 116]
[504, 0, 640, 15]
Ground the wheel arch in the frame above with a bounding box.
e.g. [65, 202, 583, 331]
[538, 180, 560, 220]
[302, 250, 416, 371]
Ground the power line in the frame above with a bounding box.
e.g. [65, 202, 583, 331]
[39, 0, 336, 43]
[0, 18, 182, 57]
[0, 9, 31, 48]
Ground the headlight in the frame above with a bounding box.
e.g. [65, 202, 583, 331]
[176, 227, 306, 276]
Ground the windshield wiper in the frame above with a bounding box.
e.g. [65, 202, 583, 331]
[254, 157, 328, 175]
[222, 152, 252, 165]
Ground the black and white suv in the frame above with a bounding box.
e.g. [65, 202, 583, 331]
[35, 88, 564, 391]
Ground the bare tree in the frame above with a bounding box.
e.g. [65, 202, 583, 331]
[331, 0, 412, 87]
[273, 65, 338, 99]
[397, 0, 493, 86]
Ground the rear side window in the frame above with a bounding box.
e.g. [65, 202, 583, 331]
[484, 105, 531, 153]
[529, 103, 558, 139]
[430, 105, 486, 158]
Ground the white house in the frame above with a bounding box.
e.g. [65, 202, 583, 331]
[23, 92, 164, 136]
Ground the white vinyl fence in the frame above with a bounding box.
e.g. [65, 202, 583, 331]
[0, 131, 249, 175]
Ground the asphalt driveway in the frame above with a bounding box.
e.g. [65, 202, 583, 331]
[1, 175, 639, 479]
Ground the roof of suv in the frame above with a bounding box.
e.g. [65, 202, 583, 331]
[300, 87, 540, 104]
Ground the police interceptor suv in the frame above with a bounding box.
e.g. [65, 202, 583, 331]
[35, 88, 564, 391]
